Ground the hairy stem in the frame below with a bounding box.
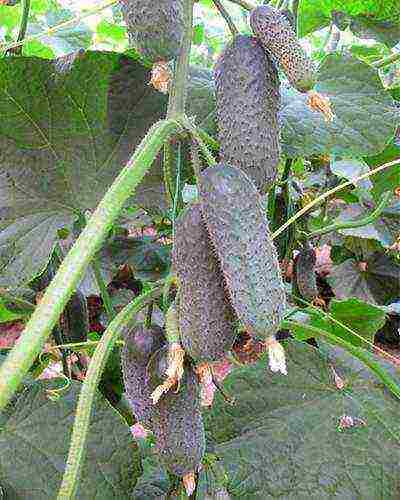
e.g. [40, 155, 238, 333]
[92, 257, 116, 322]
[309, 191, 391, 238]
[214, 0, 240, 37]
[182, 117, 216, 167]
[57, 287, 160, 500]
[272, 159, 400, 240]
[0, 119, 180, 411]
[283, 320, 400, 400]
[164, 0, 194, 206]
[373, 51, 400, 69]
[197, 128, 220, 151]
[163, 141, 175, 206]
[225, 0, 256, 10]
[167, 0, 195, 117]
[1, 0, 118, 53]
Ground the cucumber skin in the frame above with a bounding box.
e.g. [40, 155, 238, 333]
[121, 324, 164, 430]
[199, 163, 287, 338]
[122, 331, 205, 477]
[121, 0, 184, 63]
[250, 5, 316, 93]
[214, 34, 280, 193]
[293, 246, 318, 302]
[173, 203, 237, 362]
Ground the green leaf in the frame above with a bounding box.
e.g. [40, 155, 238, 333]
[22, 39, 55, 58]
[298, 0, 400, 37]
[334, 201, 400, 248]
[328, 254, 400, 304]
[34, 9, 92, 55]
[349, 15, 400, 48]
[0, 379, 141, 498]
[366, 140, 400, 199]
[96, 19, 127, 43]
[0, 5, 20, 34]
[193, 23, 205, 45]
[0, 53, 169, 287]
[330, 157, 372, 190]
[294, 298, 387, 346]
[106, 236, 171, 282]
[0, 299, 25, 323]
[281, 54, 398, 158]
[208, 341, 400, 498]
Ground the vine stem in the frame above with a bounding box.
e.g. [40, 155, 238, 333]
[6, 0, 30, 55]
[226, 0, 256, 10]
[164, 0, 194, 206]
[167, 0, 195, 118]
[181, 117, 216, 167]
[57, 287, 161, 500]
[0, 118, 180, 411]
[272, 159, 399, 240]
[373, 51, 400, 69]
[283, 320, 400, 401]
[213, 0, 240, 37]
[92, 257, 116, 321]
[308, 191, 391, 238]
[1, 0, 118, 53]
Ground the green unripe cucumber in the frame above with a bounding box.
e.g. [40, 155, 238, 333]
[293, 245, 318, 302]
[147, 346, 205, 477]
[121, 0, 184, 63]
[214, 35, 280, 193]
[250, 5, 316, 93]
[121, 324, 165, 429]
[199, 164, 286, 339]
[173, 203, 237, 362]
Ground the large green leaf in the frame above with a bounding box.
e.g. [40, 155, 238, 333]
[298, 0, 400, 37]
[0, 380, 141, 499]
[328, 254, 400, 304]
[0, 52, 169, 287]
[208, 341, 400, 499]
[0, 53, 213, 288]
[281, 54, 399, 158]
[365, 139, 400, 199]
[349, 16, 400, 48]
[291, 298, 387, 346]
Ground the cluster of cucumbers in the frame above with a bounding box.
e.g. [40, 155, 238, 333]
[121, 0, 317, 492]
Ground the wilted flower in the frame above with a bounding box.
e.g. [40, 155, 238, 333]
[266, 336, 287, 375]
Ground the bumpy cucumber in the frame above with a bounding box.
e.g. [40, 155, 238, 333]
[121, 0, 184, 63]
[147, 346, 205, 477]
[121, 324, 164, 429]
[199, 164, 286, 338]
[173, 203, 237, 362]
[214, 35, 280, 193]
[62, 291, 89, 343]
[250, 5, 316, 93]
[293, 245, 318, 301]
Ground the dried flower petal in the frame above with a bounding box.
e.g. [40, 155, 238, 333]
[150, 61, 171, 94]
[196, 363, 215, 407]
[338, 414, 366, 431]
[307, 90, 334, 122]
[150, 376, 177, 405]
[165, 342, 185, 381]
[183, 472, 196, 496]
[131, 423, 150, 439]
[266, 336, 287, 375]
